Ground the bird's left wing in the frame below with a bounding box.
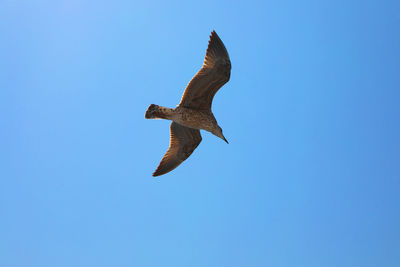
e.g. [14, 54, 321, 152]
[178, 31, 231, 110]
[153, 122, 202, 177]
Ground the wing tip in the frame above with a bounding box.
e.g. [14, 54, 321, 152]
[209, 30, 219, 41]
[205, 30, 228, 61]
[152, 166, 166, 177]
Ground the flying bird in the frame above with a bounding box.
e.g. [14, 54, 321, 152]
[145, 30, 231, 177]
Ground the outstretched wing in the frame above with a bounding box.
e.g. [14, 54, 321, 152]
[153, 122, 202, 177]
[178, 31, 231, 110]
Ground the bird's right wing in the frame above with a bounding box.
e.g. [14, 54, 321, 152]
[153, 122, 202, 177]
[178, 31, 231, 111]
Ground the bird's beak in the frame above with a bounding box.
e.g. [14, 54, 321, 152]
[222, 135, 229, 144]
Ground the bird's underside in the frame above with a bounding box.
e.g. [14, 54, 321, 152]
[146, 30, 231, 177]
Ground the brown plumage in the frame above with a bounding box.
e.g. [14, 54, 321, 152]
[179, 31, 231, 110]
[152, 122, 202, 177]
[145, 30, 231, 177]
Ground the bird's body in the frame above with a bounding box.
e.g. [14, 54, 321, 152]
[145, 31, 231, 177]
[146, 105, 218, 134]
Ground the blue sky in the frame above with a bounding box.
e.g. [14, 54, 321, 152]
[1, 0, 400, 266]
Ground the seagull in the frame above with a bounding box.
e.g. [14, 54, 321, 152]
[145, 30, 231, 177]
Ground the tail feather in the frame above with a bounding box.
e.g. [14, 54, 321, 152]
[145, 104, 166, 119]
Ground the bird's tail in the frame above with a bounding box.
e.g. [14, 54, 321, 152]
[145, 104, 172, 119]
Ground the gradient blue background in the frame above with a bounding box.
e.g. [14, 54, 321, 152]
[1, 0, 400, 266]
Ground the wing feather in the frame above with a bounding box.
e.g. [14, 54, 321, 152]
[153, 122, 202, 177]
[178, 31, 231, 110]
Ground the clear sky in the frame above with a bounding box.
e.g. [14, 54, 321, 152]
[1, 0, 400, 266]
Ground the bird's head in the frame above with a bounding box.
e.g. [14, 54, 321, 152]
[213, 126, 229, 144]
